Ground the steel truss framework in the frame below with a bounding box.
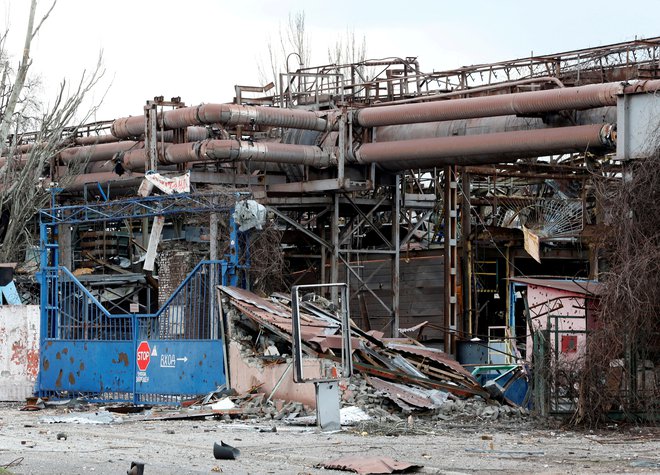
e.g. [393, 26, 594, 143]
[37, 192, 248, 403]
[15, 35, 655, 356]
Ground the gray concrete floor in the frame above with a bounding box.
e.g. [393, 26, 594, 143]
[0, 404, 658, 474]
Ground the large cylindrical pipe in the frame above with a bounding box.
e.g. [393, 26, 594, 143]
[63, 172, 144, 191]
[201, 140, 336, 167]
[58, 141, 143, 164]
[2, 126, 209, 157]
[353, 124, 615, 171]
[111, 104, 332, 138]
[355, 79, 660, 127]
[373, 108, 616, 143]
[116, 139, 337, 172]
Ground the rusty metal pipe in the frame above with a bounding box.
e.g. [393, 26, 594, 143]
[111, 104, 332, 139]
[353, 124, 615, 171]
[373, 108, 616, 142]
[59, 141, 143, 164]
[2, 126, 209, 157]
[117, 139, 337, 172]
[355, 79, 660, 127]
[201, 140, 336, 167]
[64, 172, 145, 191]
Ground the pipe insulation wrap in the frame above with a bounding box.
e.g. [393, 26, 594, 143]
[355, 79, 660, 127]
[354, 124, 616, 171]
[111, 104, 333, 138]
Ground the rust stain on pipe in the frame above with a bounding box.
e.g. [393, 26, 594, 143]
[356, 79, 660, 127]
[65, 172, 145, 191]
[355, 124, 615, 171]
[111, 104, 332, 139]
[201, 140, 336, 167]
[374, 108, 616, 142]
[117, 139, 336, 171]
[59, 141, 142, 164]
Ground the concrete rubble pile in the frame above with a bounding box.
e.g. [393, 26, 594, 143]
[216, 286, 528, 423]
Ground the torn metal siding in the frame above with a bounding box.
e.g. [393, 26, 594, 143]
[220, 286, 488, 400]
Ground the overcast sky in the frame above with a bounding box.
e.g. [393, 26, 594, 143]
[3, 0, 659, 121]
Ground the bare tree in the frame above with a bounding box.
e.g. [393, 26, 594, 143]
[327, 28, 367, 66]
[258, 11, 311, 96]
[0, 0, 104, 262]
[257, 13, 369, 103]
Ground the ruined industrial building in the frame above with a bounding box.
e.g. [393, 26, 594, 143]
[1, 30, 659, 474]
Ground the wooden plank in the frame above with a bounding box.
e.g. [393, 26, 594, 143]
[143, 215, 165, 272]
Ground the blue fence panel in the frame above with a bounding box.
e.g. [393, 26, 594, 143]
[39, 261, 228, 404]
[134, 340, 225, 397]
[40, 341, 135, 400]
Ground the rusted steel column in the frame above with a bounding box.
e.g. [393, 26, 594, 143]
[391, 174, 401, 337]
[353, 124, 615, 171]
[111, 104, 333, 138]
[355, 79, 660, 127]
[330, 194, 340, 304]
[444, 166, 459, 355]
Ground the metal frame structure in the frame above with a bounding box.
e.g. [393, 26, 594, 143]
[291, 283, 352, 431]
[3, 37, 657, 363]
[37, 192, 247, 403]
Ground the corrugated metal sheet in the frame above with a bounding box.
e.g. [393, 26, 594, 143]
[221, 286, 337, 342]
[385, 343, 477, 383]
[343, 251, 444, 339]
[367, 376, 443, 409]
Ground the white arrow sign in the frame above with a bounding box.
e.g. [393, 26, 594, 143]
[176, 357, 188, 363]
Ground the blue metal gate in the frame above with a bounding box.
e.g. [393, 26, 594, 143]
[37, 193, 246, 404]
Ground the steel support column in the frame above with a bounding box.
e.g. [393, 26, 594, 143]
[330, 194, 340, 304]
[444, 166, 459, 354]
[144, 102, 158, 172]
[392, 175, 401, 337]
[460, 169, 472, 337]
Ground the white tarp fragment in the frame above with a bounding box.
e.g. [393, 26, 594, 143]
[522, 226, 541, 263]
[233, 200, 267, 232]
[139, 171, 191, 197]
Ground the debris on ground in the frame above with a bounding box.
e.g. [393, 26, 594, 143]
[16, 287, 529, 431]
[39, 411, 122, 425]
[127, 461, 145, 475]
[215, 286, 527, 424]
[319, 455, 422, 474]
[213, 441, 240, 460]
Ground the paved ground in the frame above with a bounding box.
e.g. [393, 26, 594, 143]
[0, 403, 658, 474]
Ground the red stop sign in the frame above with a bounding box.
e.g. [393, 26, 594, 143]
[136, 341, 151, 371]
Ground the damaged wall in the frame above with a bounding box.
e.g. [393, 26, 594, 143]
[157, 247, 204, 306]
[0, 305, 40, 401]
[228, 341, 327, 408]
[523, 283, 593, 363]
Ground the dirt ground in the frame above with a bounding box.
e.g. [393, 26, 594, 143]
[0, 403, 658, 475]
